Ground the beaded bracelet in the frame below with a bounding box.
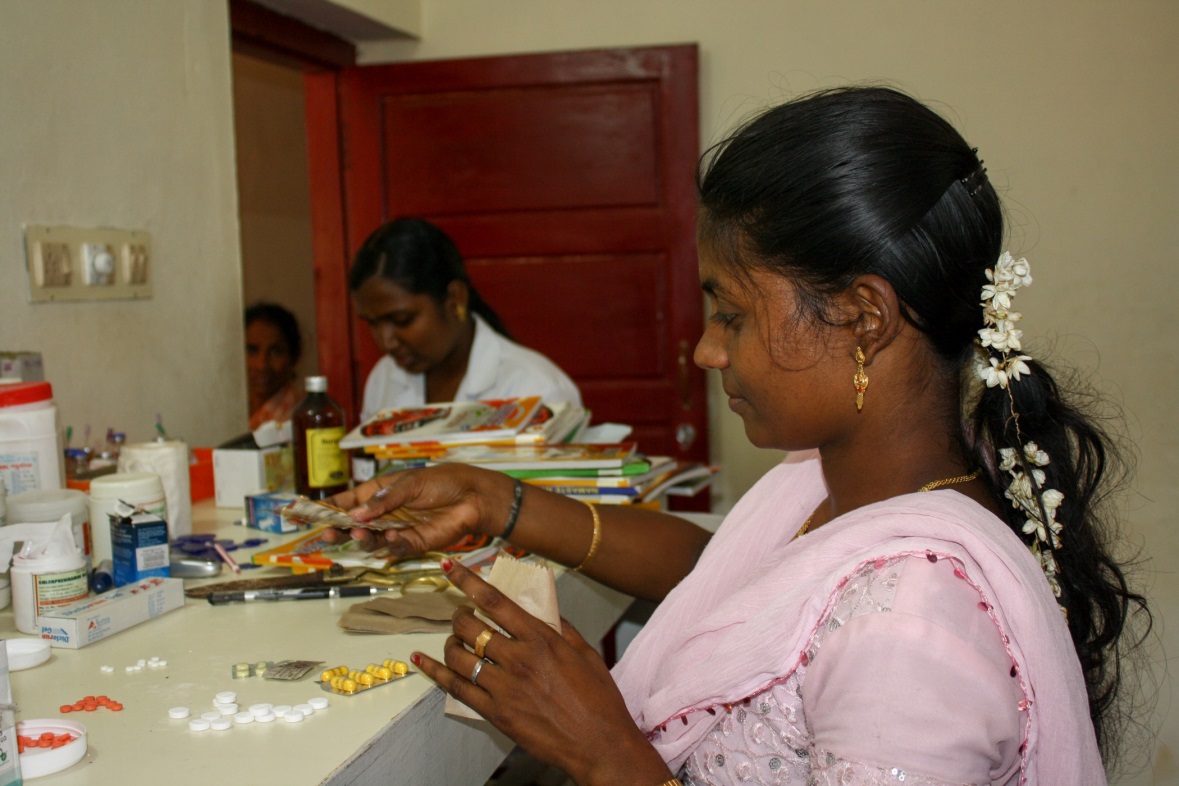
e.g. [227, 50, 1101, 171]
[571, 500, 601, 573]
[500, 478, 524, 541]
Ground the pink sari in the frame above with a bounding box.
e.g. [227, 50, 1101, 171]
[612, 454, 1103, 783]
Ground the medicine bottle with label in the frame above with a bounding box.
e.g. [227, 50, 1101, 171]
[291, 376, 348, 500]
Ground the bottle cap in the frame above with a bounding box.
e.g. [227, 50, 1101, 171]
[305, 376, 328, 393]
[0, 381, 53, 408]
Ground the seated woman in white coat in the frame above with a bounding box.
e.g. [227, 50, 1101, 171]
[349, 218, 582, 421]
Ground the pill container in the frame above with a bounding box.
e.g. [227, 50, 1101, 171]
[88, 472, 167, 564]
[6, 488, 92, 569]
[10, 519, 88, 635]
[0, 381, 64, 496]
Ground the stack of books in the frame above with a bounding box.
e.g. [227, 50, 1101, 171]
[508, 453, 716, 505]
[338, 397, 715, 506]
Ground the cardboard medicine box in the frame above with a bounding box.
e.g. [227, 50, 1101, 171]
[110, 512, 170, 587]
[245, 490, 301, 533]
[213, 435, 293, 508]
[36, 577, 185, 649]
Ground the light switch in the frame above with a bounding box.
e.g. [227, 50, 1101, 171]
[123, 243, 149, 284]
[35, 241, 73, 287]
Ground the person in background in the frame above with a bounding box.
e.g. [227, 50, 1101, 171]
[245, 302, 303, 430]
[325, 87, 1150, 785]
[349, 217, 581, 421]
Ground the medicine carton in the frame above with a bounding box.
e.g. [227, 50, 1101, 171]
[110, 512, 170, 587]
[212, 435, 293, 508]
[245, 490, 301, 533]
[36, 577, 185, 649]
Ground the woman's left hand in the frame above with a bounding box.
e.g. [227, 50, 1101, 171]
[414, 559, 672, 786]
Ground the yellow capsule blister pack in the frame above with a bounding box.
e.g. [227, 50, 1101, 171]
[318, 659, 413, 696]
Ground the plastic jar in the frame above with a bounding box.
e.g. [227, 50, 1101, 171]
[88, 472, 168, 564]
[0, 381, 64, 496]
[5, 489, 91, 567]
[10, 535, 88, 635]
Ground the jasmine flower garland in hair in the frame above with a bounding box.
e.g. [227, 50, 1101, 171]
[975, 252, 1066, 603]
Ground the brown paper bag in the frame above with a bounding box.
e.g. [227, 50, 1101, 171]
[445, 553, 560, 720]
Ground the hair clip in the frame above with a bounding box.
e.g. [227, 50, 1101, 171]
[961, 149, 988, 197]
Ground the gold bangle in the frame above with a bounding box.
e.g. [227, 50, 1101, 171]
[656, 780, 683, 786]
[571, 500, 601, 572]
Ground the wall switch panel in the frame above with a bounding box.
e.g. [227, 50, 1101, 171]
[24, 225, 152, 302]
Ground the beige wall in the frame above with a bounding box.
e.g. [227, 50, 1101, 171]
[361, 3, 1178, 781]
[0, 0, 1174, 781]
[234, 52, 320, 378]
[0, 1, 245, 447]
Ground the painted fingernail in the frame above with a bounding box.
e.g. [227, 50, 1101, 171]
[440, 558, 454, 573]
[410, 653, 422, 666]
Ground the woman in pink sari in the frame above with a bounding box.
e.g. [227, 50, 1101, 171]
[325, 87, 1147, 785]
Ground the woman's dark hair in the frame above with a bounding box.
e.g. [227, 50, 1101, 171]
[244, 301, 301, 363]
[347, 217, 511, 338]
[697, 86, 1149, 767]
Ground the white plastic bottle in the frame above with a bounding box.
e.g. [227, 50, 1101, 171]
[9, 516, 88, 635]
[0, 381, 64, 495]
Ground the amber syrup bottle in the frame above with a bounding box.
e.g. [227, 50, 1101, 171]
[292, 376, 348, 499]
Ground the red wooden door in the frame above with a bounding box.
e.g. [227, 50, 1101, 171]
[308, 45, 708, 469]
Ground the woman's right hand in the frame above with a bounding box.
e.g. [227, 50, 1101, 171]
[319, 464, 512, 559]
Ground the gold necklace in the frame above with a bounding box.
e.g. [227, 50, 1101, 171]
[797, 469, 981, 539]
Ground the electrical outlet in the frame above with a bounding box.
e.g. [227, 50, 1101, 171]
[82, 242, 116, 285]
[123, 243, 149, 284]
[36, 242, 73, 287]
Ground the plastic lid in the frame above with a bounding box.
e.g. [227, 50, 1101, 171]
[7, 489, 88, 519]
[16, 719, 87, 779]
[305, 375, 327, 392]
[0, 380, 53, 408]
[87, 471, 164, 499]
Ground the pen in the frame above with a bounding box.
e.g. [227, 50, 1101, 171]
[206, 586, 397, 605]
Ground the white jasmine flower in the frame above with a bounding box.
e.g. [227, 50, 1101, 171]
[1004, 355, 1032, 382]
[1023, 442, 1050, 466]
[978, 356, 1009, 388]
[998, 448, 1018, 472]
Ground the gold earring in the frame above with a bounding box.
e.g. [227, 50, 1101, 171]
[853, 347, 869, 411]
[456, 304, 467, 322]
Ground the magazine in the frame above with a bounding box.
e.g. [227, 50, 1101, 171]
[339, 396, 543, 450]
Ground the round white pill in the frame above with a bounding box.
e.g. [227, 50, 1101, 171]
[255, 712, 276, 723]
[282, 711, 304, 724]
[210, 718, 232, 731]
[272, 705, 292, 716]
[168, 707, 190, 719]
[157, 659, 168, 667]
[234, 712, 254, 724]
[217, 703, 239, 716]
[215, 691, 237, 704]
[248, 703, 272, 716]
[201, 712, 221, 722]
[188, 719, 211, 732]
[294, 703, 314, 717]
[308, 697, 329, 710]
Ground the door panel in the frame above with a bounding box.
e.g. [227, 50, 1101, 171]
[314, 44, 709, 481]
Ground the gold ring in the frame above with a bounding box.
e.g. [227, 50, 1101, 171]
[473, 628, 494, 660]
